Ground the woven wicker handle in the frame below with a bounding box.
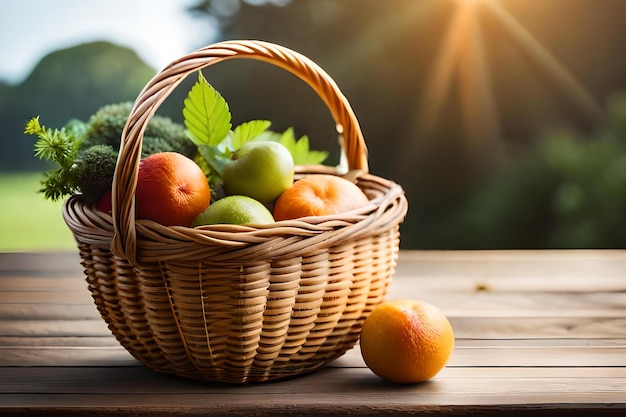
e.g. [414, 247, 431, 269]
[111, 40, 369, 262]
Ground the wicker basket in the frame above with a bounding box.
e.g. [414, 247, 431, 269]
[62, 40, 408, 383]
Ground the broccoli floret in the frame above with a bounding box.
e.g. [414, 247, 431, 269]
[78, 102, 197, 158]
[79, 103, 132, 150]
[144, 116, 197, 158]
[72, 145, 118, 204]
[141, 135, 175, 156]
[27, 103, 198, 204]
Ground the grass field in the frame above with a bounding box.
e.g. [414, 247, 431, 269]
[0, 173, 77, 251]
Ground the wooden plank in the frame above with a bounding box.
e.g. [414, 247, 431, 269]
[0, 277, 87, 291]
[1, 315, 624, 340]
[337, 340, 626, 368]
[394, 250, 626, 293]
[2, 292, 625, 320]
[334, 339, 626, 368]
[0, 250, 624, 416]
[0, 366, 624, 406]
[0, 336, 121, 347]
[400, 250, 626, 264]
[0, 346, 137, 367]
[4, 287, 625, 313]
[0, 292, 93, 304]
[0, 319, 110, 337]
[2, 249, 624, 275]
[385, 292, 626, 317]
[2, 338, 625, 368]
[397, 249, 626, 267]
[449, 316, 626, 339]
[4, 250, 626, 288]
[1, 400, 624, 417]
[3, 336, 623, 352]
[3, 362, 626, 380]
[3, 277, 625, 322]
[31, 289, 626, 315]
[0, 304, 99, 320]
[0, 292, 93, 305]
[390, 272, 626, 293]
[4, 336, 623, 350]
[455, 338, 626, 348]
[0, 251, 82, 277]
[2, 252, 625, 313]
[449, 347, 626, 367]
[1, 365, 625, 396]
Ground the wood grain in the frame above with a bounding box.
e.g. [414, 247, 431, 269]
[1, 250, 625, 416]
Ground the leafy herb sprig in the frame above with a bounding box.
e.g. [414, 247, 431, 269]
[183, 72, 328, 190]
[24, 117, 81, 201]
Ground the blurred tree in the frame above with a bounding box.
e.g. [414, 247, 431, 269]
[187, 0, 626, 249]
[435, 94, 626, 249]
[0, 41, 155, 171]
[5, 0, 626, 249]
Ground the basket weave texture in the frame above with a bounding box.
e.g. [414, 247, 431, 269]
[63, 40, 408, 383]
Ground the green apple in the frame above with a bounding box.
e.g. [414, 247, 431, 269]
[223, 141, 294, 205]
[191, 195, 275, 226]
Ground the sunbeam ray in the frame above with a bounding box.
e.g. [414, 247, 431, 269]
[415, 3, 471, 136]
[407, 0, 601, 155]
[457, 1, 501, 151]
[485, 1, 603, 120]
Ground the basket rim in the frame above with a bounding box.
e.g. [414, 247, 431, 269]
[64, 169, 407, 263]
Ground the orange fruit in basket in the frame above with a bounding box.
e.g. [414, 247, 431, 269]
[359, 299, 455, 384]
[135, 152, 211, 226]
[273, 174, 369, 221]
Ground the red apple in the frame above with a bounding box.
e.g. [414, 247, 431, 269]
[135, 152, 211, 226]
[95, 189, 112, 215]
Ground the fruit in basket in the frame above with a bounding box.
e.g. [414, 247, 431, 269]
[135, 152, 211, 226]
[95, 189, 113, 215]
[192, 195, 274, 226]
[223, 141, 294, 205]
[273, 174, 369, 221]
[359, 299, 455, 384]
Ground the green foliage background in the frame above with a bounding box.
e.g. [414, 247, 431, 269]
[3, 0, 626, 250]
[0, 173, 75, 251]
[437, 95, 626, 249]
[0, 41, 156, 172]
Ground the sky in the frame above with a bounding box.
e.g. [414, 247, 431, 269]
[0, 0, 218, 84]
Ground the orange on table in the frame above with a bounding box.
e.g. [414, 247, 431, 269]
[359, 299, 455, 384]
[273, 174, 369, 221]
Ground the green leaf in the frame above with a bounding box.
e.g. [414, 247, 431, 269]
[196, 145, 230, 180]
[253, 130, 283, 143]
[183, 72, 231, 147]
[278, 128, 328, 165]
[229, 120, 272, 151]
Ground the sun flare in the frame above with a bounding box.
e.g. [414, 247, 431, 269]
[413, 0, 602, 150]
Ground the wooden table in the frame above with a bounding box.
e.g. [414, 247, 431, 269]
[1, 250, 625, 416]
